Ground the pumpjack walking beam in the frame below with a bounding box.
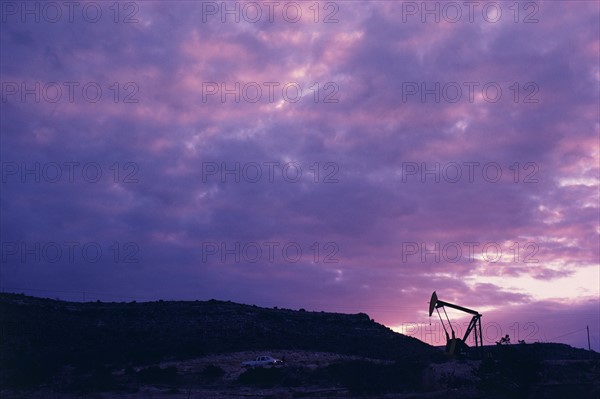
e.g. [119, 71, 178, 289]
[428, 291, 483, 355]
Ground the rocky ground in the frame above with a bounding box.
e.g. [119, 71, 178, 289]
[2, 348, 598, 399]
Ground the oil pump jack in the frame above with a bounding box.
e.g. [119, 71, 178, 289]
[428, 291, 483, 356]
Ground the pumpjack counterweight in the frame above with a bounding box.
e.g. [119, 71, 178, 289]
[428, 291, 483, 356]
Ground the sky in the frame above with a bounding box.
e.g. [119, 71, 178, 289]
[0, 1, 599, 351]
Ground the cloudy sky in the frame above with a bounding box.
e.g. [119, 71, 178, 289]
[1, 1, 598, 350]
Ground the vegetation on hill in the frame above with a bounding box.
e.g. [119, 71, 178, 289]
[0, 293, 438, 390]
[1, 293, 598, 399]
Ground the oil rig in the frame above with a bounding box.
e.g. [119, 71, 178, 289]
[428, 291, 483, 356]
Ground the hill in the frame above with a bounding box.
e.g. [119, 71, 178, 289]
[1, 293, 598, 399]
[0, 293, 438, 387]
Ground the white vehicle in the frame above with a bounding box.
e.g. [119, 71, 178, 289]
[241, 355, 284, 368]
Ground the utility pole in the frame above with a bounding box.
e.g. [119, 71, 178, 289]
[587, 325, 591, 351]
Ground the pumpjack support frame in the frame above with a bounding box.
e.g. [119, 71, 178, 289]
[428, 291, 483, 355]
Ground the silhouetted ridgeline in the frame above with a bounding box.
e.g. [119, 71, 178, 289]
[0, 293, 438, 385]
[2, 293, 599, 398]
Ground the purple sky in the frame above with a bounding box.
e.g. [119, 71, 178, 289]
[1, 1, 599, 350]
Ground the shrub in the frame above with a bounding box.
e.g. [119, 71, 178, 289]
[475, 346, 541, 398]
[324, 360, 426, 395]
[68, 365, 119, 393]
[137, 366, 178, 385]
[200, 364, 225, 383]
[238, 367, 284, 388]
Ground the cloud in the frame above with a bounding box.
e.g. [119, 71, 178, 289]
[1, 1, 598, 350]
